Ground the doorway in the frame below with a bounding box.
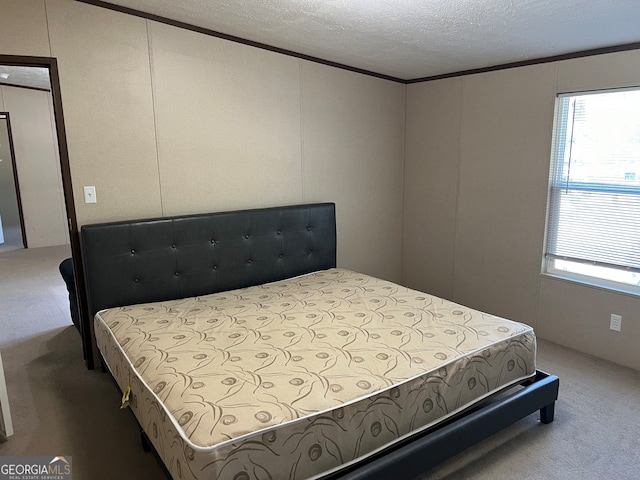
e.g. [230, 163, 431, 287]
[0, 67, 69, 250]
[0, 55, 92, 369]
[0, 112, 26, 252]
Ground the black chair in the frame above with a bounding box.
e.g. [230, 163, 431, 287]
[59, 257, 81, 334]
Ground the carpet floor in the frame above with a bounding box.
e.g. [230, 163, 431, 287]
[1, 246, 638, 479]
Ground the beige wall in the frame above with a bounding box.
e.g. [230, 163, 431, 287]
[404, 50, 640, 371]
[0, 0, 405, 281]
[0, 86, 68, 247]
[403, 78, 462, 299]
[0, 0, 50, 57]
[2, 0, 637, 369]
[47, 0, 162, 225]
[148, 21, 302, 216]
[301, 62, 405, 280]
[0, 117, 21, 230]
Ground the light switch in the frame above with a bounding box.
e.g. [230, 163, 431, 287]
[84, 186, 97, 204]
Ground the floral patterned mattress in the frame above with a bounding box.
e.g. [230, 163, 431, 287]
[94, 268, 536, 480]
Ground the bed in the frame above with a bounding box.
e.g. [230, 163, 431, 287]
[81, 202, 559, 480]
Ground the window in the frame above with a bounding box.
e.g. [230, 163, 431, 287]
[544, 88, 640, 295]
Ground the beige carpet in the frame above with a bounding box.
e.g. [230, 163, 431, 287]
[0, 225, 24, 253]
[1, 246, 639, 480]
[0, 245, 166, 479]
[419, 339, 640, 480]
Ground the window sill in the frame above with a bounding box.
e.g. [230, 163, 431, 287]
[540, 273, 640, 299]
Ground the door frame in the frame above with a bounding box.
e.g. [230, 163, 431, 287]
[0, 55, 94, 369]
[0, 112, 27, 248]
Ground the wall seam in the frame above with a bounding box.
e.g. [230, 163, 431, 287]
[451, 77, 464, 301]
[43, 0, 53, 57]
[299, 60, 305, 203]
[145, 19, 164, 216]
[399, 83, 408, 283]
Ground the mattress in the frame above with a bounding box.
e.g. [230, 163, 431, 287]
[94, 268, 536, 480]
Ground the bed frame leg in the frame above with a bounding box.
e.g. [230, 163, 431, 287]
[540, 402, 555, 424]
[140, 430, 151, 452]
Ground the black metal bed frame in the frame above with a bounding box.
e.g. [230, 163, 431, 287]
[81, 202, 559, 479]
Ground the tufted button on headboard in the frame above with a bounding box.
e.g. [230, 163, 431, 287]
[81, 203, 336, 317]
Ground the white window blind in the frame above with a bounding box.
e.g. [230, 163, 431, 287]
[545, 88, 640, 290]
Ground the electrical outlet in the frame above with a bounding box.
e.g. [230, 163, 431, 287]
[610, 314, 622, 332]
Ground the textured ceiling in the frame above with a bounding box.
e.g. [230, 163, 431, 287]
[0, 66, 50, 91]
[98, 0, 640, 80]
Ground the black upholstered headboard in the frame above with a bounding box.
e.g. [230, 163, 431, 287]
[81, 203, 336, 317]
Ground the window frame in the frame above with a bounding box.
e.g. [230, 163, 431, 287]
[543, 87, 640, 297]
